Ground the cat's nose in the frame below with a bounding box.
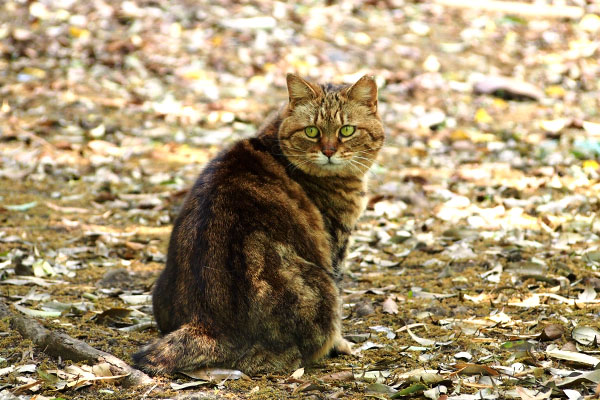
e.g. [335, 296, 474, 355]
[321, 146, 336, 158]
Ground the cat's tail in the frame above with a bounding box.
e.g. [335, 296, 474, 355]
[132, 324, 229, 375]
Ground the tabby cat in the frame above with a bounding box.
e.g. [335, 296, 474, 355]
[132, 74, 384, 375]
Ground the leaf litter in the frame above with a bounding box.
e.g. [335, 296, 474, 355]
[1, 0, 600, 398]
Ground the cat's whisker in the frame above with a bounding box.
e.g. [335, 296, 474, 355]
[347, 162, 363, 176]
[349, 158, 370, 170]
[351, 155, 374, 162]
[348, 159, 377, 179]
[353, 150, 375, 156]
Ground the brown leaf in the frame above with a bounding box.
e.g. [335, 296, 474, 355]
[474, 76, 544, 101]
[562, 342, 578, 352]
[320, 370, 354, 382]
[125, 241, 145, 250]
[452, 363, 500, 376]
[91, 308, 132, 325]
[540, 323, 564, 341]
[294, 382, 325, 394]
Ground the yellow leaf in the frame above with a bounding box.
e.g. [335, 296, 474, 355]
[210, 35, 223, 46]
[309, 26, 325, 40]
[170, 23, 182, 38]
[353, 32, 371, 45]
[69, 26, 90, 39]
[22, 67, 46, 79]
[492, 98, 507, 109]
[474, 108, 492, 124]
[182, 70, 207, 80]
[263, 63, 276, 72]
[545, 85, 565, 97]
[248, 75, 266, 87]
[471, 132, 496, 143]
[583, 160, 600, 170]
[450, 129, 469, 141]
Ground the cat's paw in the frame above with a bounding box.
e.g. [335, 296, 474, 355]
[332, 337, 354, 356]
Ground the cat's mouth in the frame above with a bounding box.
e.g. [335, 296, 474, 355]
[316, 153, 343, 166]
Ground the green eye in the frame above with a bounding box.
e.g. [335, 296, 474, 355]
[340, 125, 356, 137]
[304, 126, 319, 138]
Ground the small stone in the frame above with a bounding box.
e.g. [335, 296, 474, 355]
[540, 324, 564, 341]
[355, 301, 375, 317]
[96, 268, 133, 289]
[409, 21, 430, 36]
[423, 55, 440, 72]
[562, 341, 578, 352]
[579, 14, 600, 33]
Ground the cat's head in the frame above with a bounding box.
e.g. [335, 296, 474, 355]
[278, 74, 384, 178]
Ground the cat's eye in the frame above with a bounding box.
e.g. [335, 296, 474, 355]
[304, 126, 320, 138]
[340, 125, 356, 137]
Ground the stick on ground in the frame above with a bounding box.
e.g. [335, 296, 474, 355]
[1, 300, 153, 387]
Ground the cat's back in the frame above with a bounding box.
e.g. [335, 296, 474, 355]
[186, 137, 317, 223]
[170, 135, 330, 277]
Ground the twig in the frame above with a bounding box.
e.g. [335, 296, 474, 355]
[1, 299, 153, 387]
[434, 0, 584, 20]
[141, 383, 158, 400]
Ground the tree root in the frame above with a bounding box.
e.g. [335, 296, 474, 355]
[1, 299, 153, 387]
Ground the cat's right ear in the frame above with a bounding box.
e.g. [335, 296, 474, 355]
[286, 74, 320, 107]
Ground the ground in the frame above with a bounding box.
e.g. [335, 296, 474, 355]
[1, 0, 600, 399]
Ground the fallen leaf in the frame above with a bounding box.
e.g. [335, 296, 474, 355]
[571, 326, 600, 346]
[382, 295, 399, 314]
[14, 304, 62, 318]
[540, 324, 564, 341]
[320, 370, 354, 382]
[366, 382, 397, 394]
[182, 368, 250, 381]
[391, 383, 427, 398]
[474, 76, 544, 101]
[452, 363, 500, 376]
[546, 347, 600, 367]
[3, 201, 37, 211]
[290, 367, 304, 380]
[170, 381, 209, 390]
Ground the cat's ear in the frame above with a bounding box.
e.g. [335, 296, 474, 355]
[286, 74, 321, 107]
[346, 75, 378, 110]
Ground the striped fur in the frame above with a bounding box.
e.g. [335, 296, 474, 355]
[132, 74, 384, 375]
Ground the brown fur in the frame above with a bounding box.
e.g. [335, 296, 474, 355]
[132, 74, 384, 375]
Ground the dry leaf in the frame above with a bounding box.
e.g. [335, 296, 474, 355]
[382, 295, 399, 314]
[182, 368, 250, 381]
[290, 367, 304, 380]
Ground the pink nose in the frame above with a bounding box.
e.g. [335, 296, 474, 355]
[322, 147, 336, 158]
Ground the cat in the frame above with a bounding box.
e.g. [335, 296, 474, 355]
[132, 74, 384, 375]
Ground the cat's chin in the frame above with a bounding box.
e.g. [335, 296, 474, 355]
[296, 161, 366, 178]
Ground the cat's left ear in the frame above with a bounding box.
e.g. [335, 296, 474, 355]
[286, 74, 322, 108]
[346, 75, 378, 111]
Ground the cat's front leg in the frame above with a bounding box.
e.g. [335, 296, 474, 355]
[332, 334, 354, 356]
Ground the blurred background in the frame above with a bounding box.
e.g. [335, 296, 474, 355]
[1, 0, 599, 161]
[1, 1, 600, 398]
